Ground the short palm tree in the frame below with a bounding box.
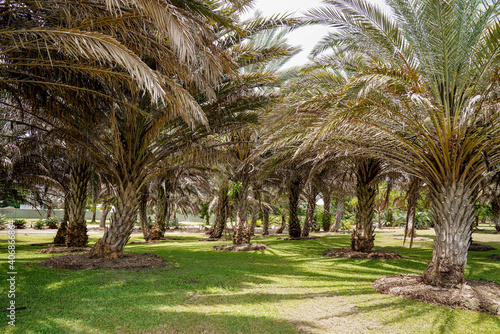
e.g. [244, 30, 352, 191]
[305, 0, 500, 286]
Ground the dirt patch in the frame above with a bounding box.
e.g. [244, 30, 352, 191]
[486, 231, 500, 234]
[38, 253, 166, 270]
[30, 243, 65, 247]
[276, 236, 321, 241]
[323, 247, 402, 260]
[213, 244, 269, 251]
[489, 254, 500, 261]
[469, 242, 496, 252]
[372, 274, 500, 315]
[37, 247, 91, 254]
[392, 236, 432, 241]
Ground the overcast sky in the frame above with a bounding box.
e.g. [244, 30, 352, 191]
[244, 0, 388, 67]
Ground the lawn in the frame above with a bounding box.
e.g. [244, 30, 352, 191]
[1, 227, 499, 333]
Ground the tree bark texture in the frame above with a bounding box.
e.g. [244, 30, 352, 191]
[302, 184, 317, 237]
[322, 190, 331, 231]
[288, 175, 302, 238]
[422, 182, 475, 287]
[404, 177, 420, 245]
[232, 184, 250, 245]
[66, 160, 90, 247]
[100, 202, 109, 228]
[210, 181, 229, 239]
[249, 206, 258, 236]
[139, 188, 151, 241]
[351, 159, 380, 252]
[492, 197, 500, 232]
[150, 186, 168, 240]
[53, 196, 69, 244]
[330, 193, 345, 232]
[262, 207, 270, 236]
[89, 180, 140, 258]
[276, 213, 286, 234]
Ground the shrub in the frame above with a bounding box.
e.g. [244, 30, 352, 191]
[32, 220, 45, 229]
[43, 217, 60, 229]
[341, 217, 354, 230]
[415, 210, 432, 229]
[169, 217, 179, 228]
[0, 215, 7, 229]
[13, 219, 27, 229]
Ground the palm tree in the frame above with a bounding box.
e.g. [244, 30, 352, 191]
[306, 0, 500, 286]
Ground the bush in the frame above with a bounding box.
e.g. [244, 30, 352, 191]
[256, 219, 262, 227]
[415, 210, 432, 229]
[169, 217, 179, 228]
[32, 220, 45, 230]
[13, 219, 27, 229]
[43, 217, 60, 229]
[341, 217, 354, 230]
[0, 215, 7, 229]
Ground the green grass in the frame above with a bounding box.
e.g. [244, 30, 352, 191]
[1, 226, 499, 333]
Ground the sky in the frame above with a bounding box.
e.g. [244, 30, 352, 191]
[244, 0, 388, 67]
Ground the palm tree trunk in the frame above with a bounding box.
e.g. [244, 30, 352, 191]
[46, 204, 52, 218]
[139, 188, 151, 241]
[351, 159, 380, 252]
[89, 180, 140, 258]
[66, 160, 90, 247]
[404, 177, 420, 244]
[54, 196, 69, 244]
[423, 182, 476, 287]
[492, 197, 500, 232]
[302, 185, 317, 237]
[100, 202, 109, 228]
[150, 187, 167, 240]
[232, 184, 250, 245]
[249, 206, 258, 236]
[210, 181, 229, 239]
[91, 209, 97, 223]
[262, 207, 270, 236]
[288, 175, 302, 238]
[276, 213, 286, 234]
[322, 190, 331, 231]
[330, 193, 345, 232]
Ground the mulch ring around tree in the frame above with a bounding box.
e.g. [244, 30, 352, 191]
[38, 253, 166, 270]
[37, 247, 91, 254]
[199, 237, 232, 242]
[30, 243, 65, 247]
[372, 274, 500, 315]
[323, 247, 402, 260]
[469, 242, 497, 252]
[276, 236, 321, 241]
[489, 254, 500, 261]
[213, 244, 269, 251]
[129, 238, 179, 244]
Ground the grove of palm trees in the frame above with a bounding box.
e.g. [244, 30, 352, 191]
[1, 0, 500, 333]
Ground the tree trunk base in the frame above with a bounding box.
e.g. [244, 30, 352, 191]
[53, 221, 67, 244]
[422, 262, 465, 288]
[496, 224, 500, 232]
[89, 238, 122, 259]
[148, 226, 163, 241]
[66, 225, 88, 247]
[351, 232, 374, 253]
[233, 226, 251, 245]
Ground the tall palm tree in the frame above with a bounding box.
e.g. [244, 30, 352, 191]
[305, 0, 500, 286]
